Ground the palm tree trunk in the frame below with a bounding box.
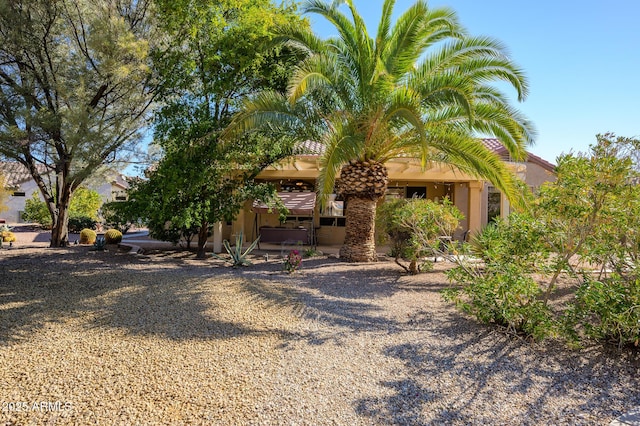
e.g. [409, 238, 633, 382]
[339, 196, 379, 262]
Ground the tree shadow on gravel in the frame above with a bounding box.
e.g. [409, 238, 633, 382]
[235, 259, 419, 346]
[355, 309, 640, 425]
[0, 248, 286, 345]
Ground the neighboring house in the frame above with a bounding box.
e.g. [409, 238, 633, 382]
[0, 161, 130, 223]
[232, 139, 556, 246]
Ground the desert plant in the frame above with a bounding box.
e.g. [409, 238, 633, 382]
[377, 198, 463, 274]
[92, 236, 107, 251]
[284, 249, 303, 273]
[104, 229, 123, 244]
[563, 275, 640, 348]
[1, 231, 16, 243]
[0, 224, 12, 246]
[212, 231, 260, 267]
[443, 216, 555, 340]
[79, 228, 97, 245]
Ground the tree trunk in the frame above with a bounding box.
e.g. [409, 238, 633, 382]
[339, 196, 379, 262]
[335, 160, 388, 263]
[196, 220, 209, 259]
[50, 183, 72, 247]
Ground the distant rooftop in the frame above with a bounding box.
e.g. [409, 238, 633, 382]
[482, 138, 556, 172]
[0, 161, 131, 190]
[0, 161, 49, 189]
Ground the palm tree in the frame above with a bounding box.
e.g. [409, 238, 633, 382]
[227, 0, 535, 262]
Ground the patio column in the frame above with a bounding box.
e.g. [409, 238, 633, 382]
[213, 221, 223, 253]
[467, 181, 483, 235]
[500, 193, 511, 219]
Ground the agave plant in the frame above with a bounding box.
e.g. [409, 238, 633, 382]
[212, 231, 260, 267]
[92, 236, 107, 252]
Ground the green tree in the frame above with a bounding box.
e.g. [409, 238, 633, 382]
[227, 0, 534, 262]
[535, 133, 640, 293]
[70, 187, 102, 220]
[0, 0, 157, 246]
[141, 0, 305, 258]
[130, 134, 290, 257]
[22, 186, 102, 228]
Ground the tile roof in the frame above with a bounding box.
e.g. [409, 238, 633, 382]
[295, 140, 324, 156]
[111, 173, 130, 190]
[293, 138, 556, 172]
[0, 161, 132, 190]
[0, 161, 49, 189]
[481, 138, 556, 172]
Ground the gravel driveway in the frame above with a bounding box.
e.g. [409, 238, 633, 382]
[1, 246, 639, 425]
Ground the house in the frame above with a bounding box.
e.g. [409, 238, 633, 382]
[230, 139, 556, 246]
[0, 161, 130, 223]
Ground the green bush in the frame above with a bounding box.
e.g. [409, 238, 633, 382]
[68, 215, 97, 233]
[377, 197, 463, 274]
[563, 276, 640, 348]
[443, 216, 555, 340]
[101, 201, 138, 234]
[79, 228, 97, 245]
[22, 192, 52, 228]
[444, 262, 554, 341]
[104, 229, 123, 244]
[70, 187, 102, 220]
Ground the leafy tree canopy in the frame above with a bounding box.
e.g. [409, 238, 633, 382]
[132, 0, 306, 258]
[0, 0, 158, 245]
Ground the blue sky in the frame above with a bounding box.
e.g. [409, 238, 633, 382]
[304, 0, 640, 164]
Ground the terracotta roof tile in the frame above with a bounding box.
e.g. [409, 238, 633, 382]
[481, 138, 556, 172]
[293, 138, 556, 172]
[0, 161, 49, 189]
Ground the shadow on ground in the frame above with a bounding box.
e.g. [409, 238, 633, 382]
[0, 247, 289, 344]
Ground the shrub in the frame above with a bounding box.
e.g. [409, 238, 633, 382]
[443, 216, 555, 340]
[444, 262, 554, 340]
[22, 192, 52, 228]
[563, 275, 640, 348]
[101, 200, 138, 234]
[104, 229, 123, 244]
[79, 228, 97, 245]
[377, 197, 463, 274]
[68, 215, 97, 233]
[284, 249, 303, 273]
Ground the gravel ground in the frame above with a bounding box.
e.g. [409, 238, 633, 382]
[1, 245, 639, 425]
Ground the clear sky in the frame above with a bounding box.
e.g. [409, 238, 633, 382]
[304, 0, 640, 165]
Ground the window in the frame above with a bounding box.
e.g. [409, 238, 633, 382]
[487, 187, 501, 223]
[406, 186, 426, 198]
[12, 191, 25, 197]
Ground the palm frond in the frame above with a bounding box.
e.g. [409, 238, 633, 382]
[317, 120, 364, 198]
[424, 128, 524, 207]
